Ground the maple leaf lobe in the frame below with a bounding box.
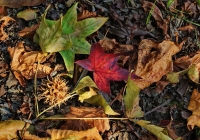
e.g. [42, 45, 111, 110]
[76, 43, 129, 94]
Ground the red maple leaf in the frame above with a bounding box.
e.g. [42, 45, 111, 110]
[76, 43, 129, 94]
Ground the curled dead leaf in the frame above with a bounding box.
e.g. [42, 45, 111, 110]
[99, 38, 134, 66]
[18, 24, 39, 38]
[7, 41, 53, 86]
[0, 16, 15, 41]
[178, 24, 195, 33]
[78, 10, 96, 20]
[187, 89, 200, 130]
[61, 106, 110, 133]
[133, 39, 179, 89]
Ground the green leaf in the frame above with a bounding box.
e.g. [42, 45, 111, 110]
[34, 3, 108, 77]
[188, 64, 199, 84]
[131, 119, 172, 140]
[34, 6, 72, 53]
[124, 72, 144, 118]
[85, 94, 119, 115]
[167, 0, 174, 8]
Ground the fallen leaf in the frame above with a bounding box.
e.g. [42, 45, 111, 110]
[76, 43, 129, 94]
[182, 1, 196, 16]
[47, 127, 102, 140]
[0, 0, 45, 8]
[0, 6, 7, 18]
[155, 80, 170, 93]
[174, 55, 191, 69]
[0, 16, 15, 41]
[0, 84, 6, 97]
[0, 120, 27, 139]
[61, 106, 110, 133]
[0, 62, 8, 77]
[178, 24, 195, 33]
[34, 3, 108, 76]
[18, 24, 39, 38]
[7, 41, 53, 86]
[73, 76, 119, 115]
[131, 119, 172, 140]
[143, 1, 168, 34]
[124, 72, 144, 118]
[133, 39, 179, 89]
[188, 64, 199, 83]
[78, 10, 96, 20]
[17, 9, 38, 21]
[99, 38, 135, 66]
[187, 89, 200, 130]
[20, 102, 30, 115]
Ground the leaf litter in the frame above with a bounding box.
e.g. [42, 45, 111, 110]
[0, 0, 200, 139]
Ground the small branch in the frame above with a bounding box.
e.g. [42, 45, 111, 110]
[144, 99, 171, 116]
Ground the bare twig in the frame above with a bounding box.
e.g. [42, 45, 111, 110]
[144, 99, 171, 116]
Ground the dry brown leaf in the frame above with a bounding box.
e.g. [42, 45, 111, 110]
[174, 51, 200, 71]
[61, 106, 110, 133]
[143, 1, 168, 34]
[182, 1, 196, 16]
[0, 16, 15, 41]
[0, 84, 6, 97]
[78, 10, 96, 20]
[133, 39, 179, 89]
[178, 24, 195, 33]
[187, 89, 200, 130]
[174, 55, 191, 69]
[155, 80, 170, 93]
[0, 62, 8, 77]
[47, 127, 102, 140]
[99, 38, 134, 66]
[0, 6, 7, 19]
[18, 24, 39, 38]
[7, 41, 53, 86]
[0, 0, 45, 8]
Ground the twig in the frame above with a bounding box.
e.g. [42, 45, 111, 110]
[144, 99, 171, 116]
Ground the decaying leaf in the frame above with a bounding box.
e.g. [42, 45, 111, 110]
[0, 120, 27, 139]
[131, 119, 172, 140]
[17, 9, 38, 21]
[61, 106, 110, 133]
[143, 1, 168, 34]
[178, 24, 195, 33]
[18, 24, 39, 38]
[0, 16, 15, 41]
[47, 127, 102, 140]
[76, 43, 129, 94]
[187, 89, 200, 130]
[7, 41, 53, 86]
[40, 75, 70, 106]
[124, 72, 144, 118]
[0, 6, 7, 18]
[73, 76, 119, 115]
[99, 38, 135, 66]
[181, 1, 196, 16]
[78, 10, 96, 20]
[133, 39, 179, 89]
[188, 64, 199, 84]
[0, 0, 45, 8]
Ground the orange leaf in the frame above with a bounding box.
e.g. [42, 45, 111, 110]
[187, 89, 200, 130]
[61, 106, 110, 133]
